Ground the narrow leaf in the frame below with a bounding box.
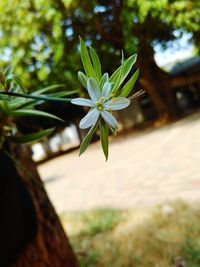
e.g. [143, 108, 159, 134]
[48, 90, 78, 98]
[112, 51, 125, 93]
[99, 120, 109, 160]
[89, 47, 102, 80]
[4, 66, 13, 77]
[120, 69, 139, 97]
[79, 37, 96, 78]
[79, 121, 98, 155]
[8, 109, 64, 122]
[13, 75, 27, 92]
[7, 74, 27, 93]
[100, 73, 109, 90]
[34, 84, 65, 95]
[6, 128, 55, 144]
[78, 71, 87, 88]
[129, 89, 146, 102]
[110, 54, 137, 85]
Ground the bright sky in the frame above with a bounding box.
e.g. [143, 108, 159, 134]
[0, 31, 194, 71]
[154, 32, 194, 70]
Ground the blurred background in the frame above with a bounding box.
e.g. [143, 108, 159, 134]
[1, 0, 200, 266]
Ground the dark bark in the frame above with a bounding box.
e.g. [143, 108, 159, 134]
[137, 40, 177, 119]
[0, 146, 37, 267]
[0, 144, 78, 267]
[92, 4, 177, 120]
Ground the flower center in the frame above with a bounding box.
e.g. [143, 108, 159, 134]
[95, 96, 106, 111]
[95, 100, 104, 111]
[109, 93, 115, 98]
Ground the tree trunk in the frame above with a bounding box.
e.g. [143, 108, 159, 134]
[137, 40, 177, 120]
[0, 144, 78, 267]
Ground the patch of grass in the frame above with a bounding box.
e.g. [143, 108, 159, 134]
[61, 208, 125, 236]
[61, 201, 200, 267]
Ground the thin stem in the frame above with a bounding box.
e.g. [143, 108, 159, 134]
[0, 91, 73, 102]
[129, 90, 146, 102]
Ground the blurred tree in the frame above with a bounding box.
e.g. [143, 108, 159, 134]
[68, 0, 200, 118]
[0, 0, 199, 119]
[0, 0, 199, 265]
[0, 143, 78, 267]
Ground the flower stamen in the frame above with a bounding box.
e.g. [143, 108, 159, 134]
[109, 93, 115, 98]
[111, 98, 117, 103]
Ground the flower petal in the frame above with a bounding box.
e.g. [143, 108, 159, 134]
[105, 97, 130, 110]
[80, 108, 100, 129]
[102, 81, 112, 98]
[87, 77, 101, 101]
[101, 110, 118, 130]
[71, 98, 94, 107]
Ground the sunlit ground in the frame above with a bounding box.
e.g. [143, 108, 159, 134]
[38, 112, 200, 213]
[38, 112, 200, 266]
[61, 201, 200, 267]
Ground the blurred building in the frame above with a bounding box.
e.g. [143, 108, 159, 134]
[32, 124, 80, 162]
[119, 55, 200, 126]
[170, 55, 200, 113]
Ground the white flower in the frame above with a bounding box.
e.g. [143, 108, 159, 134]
[71, 77, 130, 130]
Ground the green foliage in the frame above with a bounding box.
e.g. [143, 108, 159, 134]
[0, 67, 67, 148]
[120, 68, 139, 97]
[109, 54, 137, 86]
[80, 208, 122, 236]
[61, 208, 123, 236]
[7, 109, 63, 121]
[77, 40, 139, 159]
[89, 47, 102, 81]
[79, 37, 96, 79]
[99, 120, 109, 161]
[0, 0, 199, 94]
[78, 71, 87, 88]
[0, 0, 199, 143]
[0, 38, 138, 159]
[79, 251, 99, 267]
[79, 121, 98, 156]
[6, 128, 55, 144]
[62, 201, 200, 267]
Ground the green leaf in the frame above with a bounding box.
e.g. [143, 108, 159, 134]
[8, 98, 32, 109]
[7, 74, 27, 93]
[12, 100, 38, 109]
[112, 51, 125, 93]
[99, 120, 109, 161]
[120, 69, 139, 97]
[0, 70, 6, 84]
[110, 54, 137, 85]
[6, 128, 55, 144]
[89, 47, 102, 81]
[78, 71, 87, 88]
[8, 109, 64, 122]
[48, 90, 78, 98]
[34, 84, 65, 95]
[79, 37, 96, 78]
[4, 66, 13, 77]
[13, 90, 77, 109]
[100, 73, 109, 90]
[79, 121, 98, 156]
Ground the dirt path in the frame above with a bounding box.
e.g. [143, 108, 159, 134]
[38, 113, 200, 213]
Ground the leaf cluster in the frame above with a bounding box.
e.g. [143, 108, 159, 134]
[78, 38, 139, 159]
[0, 67, 70, 148]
